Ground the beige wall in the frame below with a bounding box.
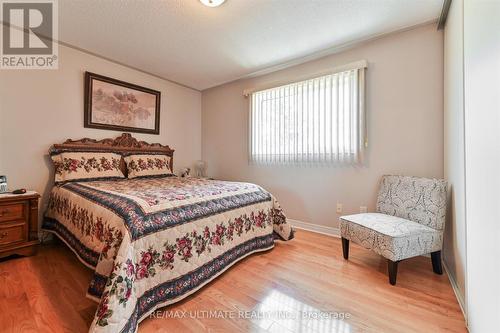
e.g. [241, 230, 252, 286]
[443, 0, 467, 318]
[202, 24, 444, 229]
[0, 43, 202, 216]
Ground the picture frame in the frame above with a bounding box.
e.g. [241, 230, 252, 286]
[84, 71, 161, 135]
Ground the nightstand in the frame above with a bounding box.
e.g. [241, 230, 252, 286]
[0, 191, 40, 258]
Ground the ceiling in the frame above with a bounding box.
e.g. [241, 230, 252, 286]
[59, 0, 443, 90]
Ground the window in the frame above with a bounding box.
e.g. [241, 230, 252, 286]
[248, 62, 366, 165]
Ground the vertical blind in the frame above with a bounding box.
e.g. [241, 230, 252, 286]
[249, 64, 366, 165]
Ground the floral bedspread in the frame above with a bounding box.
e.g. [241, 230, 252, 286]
[42, 176, 293, 333]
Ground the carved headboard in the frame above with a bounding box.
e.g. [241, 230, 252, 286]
[50, 133, 175, 176]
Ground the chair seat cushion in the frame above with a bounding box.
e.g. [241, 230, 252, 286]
[340, 213, 442, 261]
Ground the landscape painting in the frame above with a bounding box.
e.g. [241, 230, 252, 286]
[84, 72, 161, 134]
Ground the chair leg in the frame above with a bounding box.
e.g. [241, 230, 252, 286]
[341, 237, 349, 260]
[388, 260, 399, 285]
[431, 251, 443, 275]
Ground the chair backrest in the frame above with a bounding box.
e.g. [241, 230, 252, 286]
[376, 175, 447, 230]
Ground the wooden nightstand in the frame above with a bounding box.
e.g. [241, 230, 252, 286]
[0, 191, 40, 258]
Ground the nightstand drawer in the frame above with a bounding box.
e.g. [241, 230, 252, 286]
[0, 203, 24, 222]
[0, 224, 26, 246]
[0, 193, 38, 258]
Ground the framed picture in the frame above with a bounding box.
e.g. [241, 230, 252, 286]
[84, 72, 161, 134]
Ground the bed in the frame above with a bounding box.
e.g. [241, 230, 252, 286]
[42, 133, 294, 333]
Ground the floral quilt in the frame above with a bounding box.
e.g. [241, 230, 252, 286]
[42, 176, 293, 333]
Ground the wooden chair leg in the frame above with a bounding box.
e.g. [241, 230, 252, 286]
[431, 250, 443, 275]
[388, 260, 399, 285]
[341, 237, 349, 260]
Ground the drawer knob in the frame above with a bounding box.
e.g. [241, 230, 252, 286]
[0, 232, 8, 239]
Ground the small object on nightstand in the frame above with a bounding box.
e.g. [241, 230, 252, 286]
[180, 167, 191, 178]
[0, 191, 40, 259]
[194, 160, 207, 178]
[0, 176, 7, 193]
[12, 188, 27, 195]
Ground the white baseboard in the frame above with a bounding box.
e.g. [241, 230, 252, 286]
[287, 218, 340, 237]
[443, 261, 468, 328]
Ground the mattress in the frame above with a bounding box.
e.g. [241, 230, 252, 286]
[42, 175, 293, 333]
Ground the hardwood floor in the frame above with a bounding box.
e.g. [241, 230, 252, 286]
[0, 230, 466, 333]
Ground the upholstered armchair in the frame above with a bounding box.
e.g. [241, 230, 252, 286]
[339, 175, 447, 285]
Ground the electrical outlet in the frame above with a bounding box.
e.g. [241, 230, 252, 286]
[336, 203, 343, 214]
[360, 206, 367, 213]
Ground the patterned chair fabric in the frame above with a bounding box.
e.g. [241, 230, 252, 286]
[376, 175, 447, 230]
[340, 175, 447, 262]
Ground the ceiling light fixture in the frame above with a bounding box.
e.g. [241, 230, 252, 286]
[200, 0, 225, 7]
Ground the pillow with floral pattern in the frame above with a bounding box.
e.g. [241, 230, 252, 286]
[51, 152, 125, 183]
[124, 154, 172, 179]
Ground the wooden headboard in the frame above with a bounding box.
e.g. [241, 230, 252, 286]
[50, 133, 175, 175]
